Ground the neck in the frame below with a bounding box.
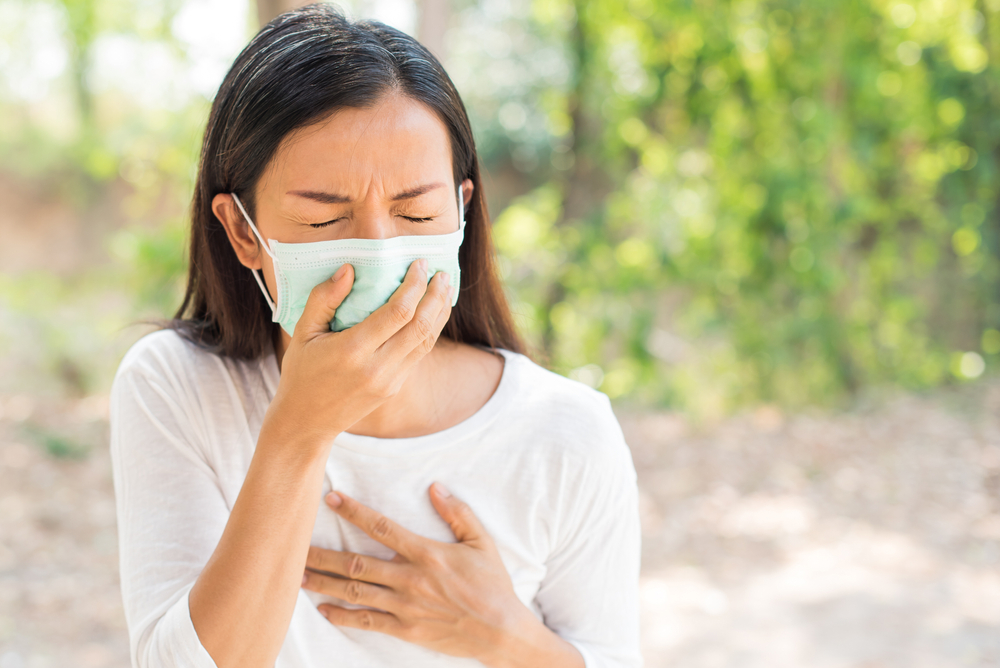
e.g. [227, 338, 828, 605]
[274, 328, 461, 439]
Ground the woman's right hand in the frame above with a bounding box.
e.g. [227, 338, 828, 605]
[264, 258, 453, 444]
[191, 262, 450, 668]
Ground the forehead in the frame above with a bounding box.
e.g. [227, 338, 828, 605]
[261, 94, 453, 194]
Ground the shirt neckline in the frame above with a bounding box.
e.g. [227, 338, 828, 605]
[261, 347, 519, 458]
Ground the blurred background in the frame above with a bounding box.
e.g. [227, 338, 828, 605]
[0, 0, 999, 666]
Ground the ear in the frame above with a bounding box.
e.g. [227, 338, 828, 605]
[212, 192, 264, 271]
[460, 178, 474, 211]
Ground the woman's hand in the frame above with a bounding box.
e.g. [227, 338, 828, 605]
[302, 484, 585, 668]
[265, 259, 453, 445]
[188, 263, 454, 668]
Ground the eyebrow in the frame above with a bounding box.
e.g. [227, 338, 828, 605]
[288, 182, 446, 204]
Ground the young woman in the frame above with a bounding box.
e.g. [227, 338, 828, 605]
[110, 5, 641, 668]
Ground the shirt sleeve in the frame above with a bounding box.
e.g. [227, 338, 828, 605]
[110, 350, 227, 668]
[534, 395, 643, 668]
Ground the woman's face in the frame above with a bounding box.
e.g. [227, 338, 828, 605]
[214, 93, 473, 301]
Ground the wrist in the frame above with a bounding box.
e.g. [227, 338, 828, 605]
[266, 381, 348, 435]
[258, 401, 339, 465]
[480, 609, 583, 668]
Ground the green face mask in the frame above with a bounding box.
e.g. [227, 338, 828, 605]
[231, 185, 464, 336]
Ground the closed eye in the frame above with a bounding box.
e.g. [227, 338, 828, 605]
[309, 215, 434, 227]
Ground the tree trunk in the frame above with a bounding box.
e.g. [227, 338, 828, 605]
[256, 0, 312, 27]
[540, 0, 594, 360]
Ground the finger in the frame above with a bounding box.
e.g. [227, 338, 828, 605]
[318, 605, 403, 637]
[302, 570, 399, 612]
[305, 546, 399, 587]
[326, 492, 423, 559]
[296, 264, 354, 338]
[404, 283, 453, 365]
[428, 482, 490, 545]
[359, 259, 429, 343]
[380, 270, 452, 361]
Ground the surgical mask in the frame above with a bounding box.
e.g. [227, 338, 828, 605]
[231, 185, 464, 336]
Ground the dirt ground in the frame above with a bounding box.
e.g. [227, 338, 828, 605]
[1, 382, 998, 668]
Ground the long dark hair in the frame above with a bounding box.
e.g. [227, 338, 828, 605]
[172, 3, 525, 360]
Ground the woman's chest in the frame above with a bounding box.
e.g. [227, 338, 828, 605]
[302, 453, 551, 616]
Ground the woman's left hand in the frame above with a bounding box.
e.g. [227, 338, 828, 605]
[302, 483, 583, 668]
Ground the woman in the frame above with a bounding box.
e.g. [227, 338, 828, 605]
[110, 5, 641, 668]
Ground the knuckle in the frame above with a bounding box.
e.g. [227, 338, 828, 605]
[406, 572, 430, 597]
[371, 516, 393, 541]
[347, 554, 366, 579]
[388, 301, 414, 325]
[345, 579, 366, 604]
[361, 361, 382, 389]
[371, 372, 396, 399]
[358, 610, 376, 630]
[412, 314, 433, 339]
[418, 546, 445, 570]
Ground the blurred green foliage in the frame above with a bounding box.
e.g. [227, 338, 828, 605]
[455, 0, 1000, 414]
[0, 0, 207, 395]
[0, 0, 997, 415]
[22, 423, 90, 458]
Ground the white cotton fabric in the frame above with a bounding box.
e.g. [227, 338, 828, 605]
[110, 329, 642, 668]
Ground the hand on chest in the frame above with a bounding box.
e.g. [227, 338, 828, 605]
[303, 462, 549, 614]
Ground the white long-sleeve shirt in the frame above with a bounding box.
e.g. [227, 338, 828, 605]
[109, 330, 641, 668]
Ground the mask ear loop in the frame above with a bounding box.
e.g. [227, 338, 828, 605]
[230, 193, 277, 313]
[458, 183, 466, 232]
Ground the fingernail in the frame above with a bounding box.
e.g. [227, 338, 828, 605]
[302, 573, 309, 586]
[434, 482, 452, 498]
[447, 286, 454, 301]
[326, 492, 343, 508]
[440, 272, 451, 284]
[333, 264, 348, 281]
